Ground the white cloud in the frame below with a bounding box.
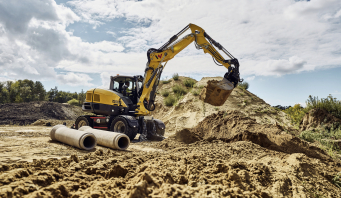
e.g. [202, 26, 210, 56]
[1, 0, 341, 88]
[57, 72, 94, 86]
[245, 76, 255, 81]
[63, 0, 341, 78]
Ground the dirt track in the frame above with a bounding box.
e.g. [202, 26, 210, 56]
[0, 77, 341, 197]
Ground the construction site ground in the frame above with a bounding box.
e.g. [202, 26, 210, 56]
[0, 77, 341, 197]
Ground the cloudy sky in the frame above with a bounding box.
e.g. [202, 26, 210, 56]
[0, 0, 340, 106]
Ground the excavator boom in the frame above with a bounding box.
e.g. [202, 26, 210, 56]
[137, 23, 241, 115]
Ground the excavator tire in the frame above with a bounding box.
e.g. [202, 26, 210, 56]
[75, 115, 93, 129]
[154, 120, 165, 136]
[110, 117, 137, 140]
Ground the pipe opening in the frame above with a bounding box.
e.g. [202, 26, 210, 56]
[83, 136, 96, 149]
[118, 136, 129, 149]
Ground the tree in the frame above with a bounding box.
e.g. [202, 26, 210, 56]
[78, 89, 85, 105]
[47, 86, 58, 102]
[9, 81, 20, 103]
[0, 83, 9, 104]
[32, 81, 46, 101]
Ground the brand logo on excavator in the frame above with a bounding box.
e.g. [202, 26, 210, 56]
[155, 54, 162, 59]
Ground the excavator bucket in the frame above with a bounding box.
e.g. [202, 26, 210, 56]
[200, 78, 235, 106]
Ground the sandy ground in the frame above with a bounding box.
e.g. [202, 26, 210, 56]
[0, 77, 341, 197]
[0, 125, 163, 164]
[1, 113, 341, 197]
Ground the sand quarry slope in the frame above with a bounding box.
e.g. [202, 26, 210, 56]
[0, 77, 341, 197]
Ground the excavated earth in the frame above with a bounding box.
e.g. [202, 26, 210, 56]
[0, 101, 85, 126]
[0, 77, 341, 197]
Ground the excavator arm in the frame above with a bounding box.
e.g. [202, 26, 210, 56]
[136, 23, 241, 116]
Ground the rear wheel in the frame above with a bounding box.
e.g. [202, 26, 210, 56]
[110, 117, 137, 140]
[75, 116, 93, 129]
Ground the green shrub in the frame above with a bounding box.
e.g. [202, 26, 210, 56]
[333, 172, 341, 189]
[299, 127, 341, 158]
[67, 98, 80, 106]
[184, 79, 196, 88]
[306, 95, 341, 119]
[162, 80, 171, 84]
[161, 90, 170, 97]
[283, 104, 307, 126]
[299, 130, 324, 143]
[164, 95, 177, 106]
[172, 73, 179, 81]
[238, 81, 249, 90]
[192, 89, 200, 96]
[172, 84, 187, 95]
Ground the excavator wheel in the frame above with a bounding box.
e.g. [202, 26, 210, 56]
[153, 120, 165, 136]
[110, 117, 137, 140]
[75, 115, 93, 129]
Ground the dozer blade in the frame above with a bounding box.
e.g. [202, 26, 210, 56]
[200, 78, 234, 106]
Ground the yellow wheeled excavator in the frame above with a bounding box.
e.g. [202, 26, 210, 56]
[74, 23, 241, 141]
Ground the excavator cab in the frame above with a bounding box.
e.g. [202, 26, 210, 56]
[110, 76, 138, 104]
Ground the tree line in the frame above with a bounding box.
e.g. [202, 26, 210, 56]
[0, 79, 85, 106]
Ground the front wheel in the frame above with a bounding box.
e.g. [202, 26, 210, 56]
[75, 116, 93, 129]
[110, 117, 137, 140]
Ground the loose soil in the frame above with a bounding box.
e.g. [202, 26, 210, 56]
[199, 79, 233, 106]
[0, 101, 85, 126]
[0, 77, 341, 197]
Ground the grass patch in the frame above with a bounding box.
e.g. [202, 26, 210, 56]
[183, 79, 196, 88]
[164, 95, 177, 106]
[192, 89, 200, 96]
[238, 81, 249, 90]
[172, 84, 187, 95]
[172, 73, 179, 81]
[161, 90, 170, 97]
[333, 172, 341, 189]
[299, 127, 341, 158]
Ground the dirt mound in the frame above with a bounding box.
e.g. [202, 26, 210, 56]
[151, 76, 293, 135]
[0, 101, 85, 126]
[199, 80, 233, 106]
[300, 109, 341, 131]
[1, 140, 340, 197]
[171, 110, 329, 161]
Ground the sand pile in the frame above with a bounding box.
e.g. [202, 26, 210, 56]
[151, 77, 292, 135]
[169, 110, 330, 161]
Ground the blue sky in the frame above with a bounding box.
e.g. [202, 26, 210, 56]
[0, 0, 340, 106]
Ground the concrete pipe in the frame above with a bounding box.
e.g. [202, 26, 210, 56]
[50, 125, 97, 150]
[79, 126, 130, 150]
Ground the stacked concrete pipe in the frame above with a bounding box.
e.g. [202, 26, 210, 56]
[79, 126, 130, 150]
[50, 125, 97, 150]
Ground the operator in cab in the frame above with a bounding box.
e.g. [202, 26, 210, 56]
[122, 81, 130, 96]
